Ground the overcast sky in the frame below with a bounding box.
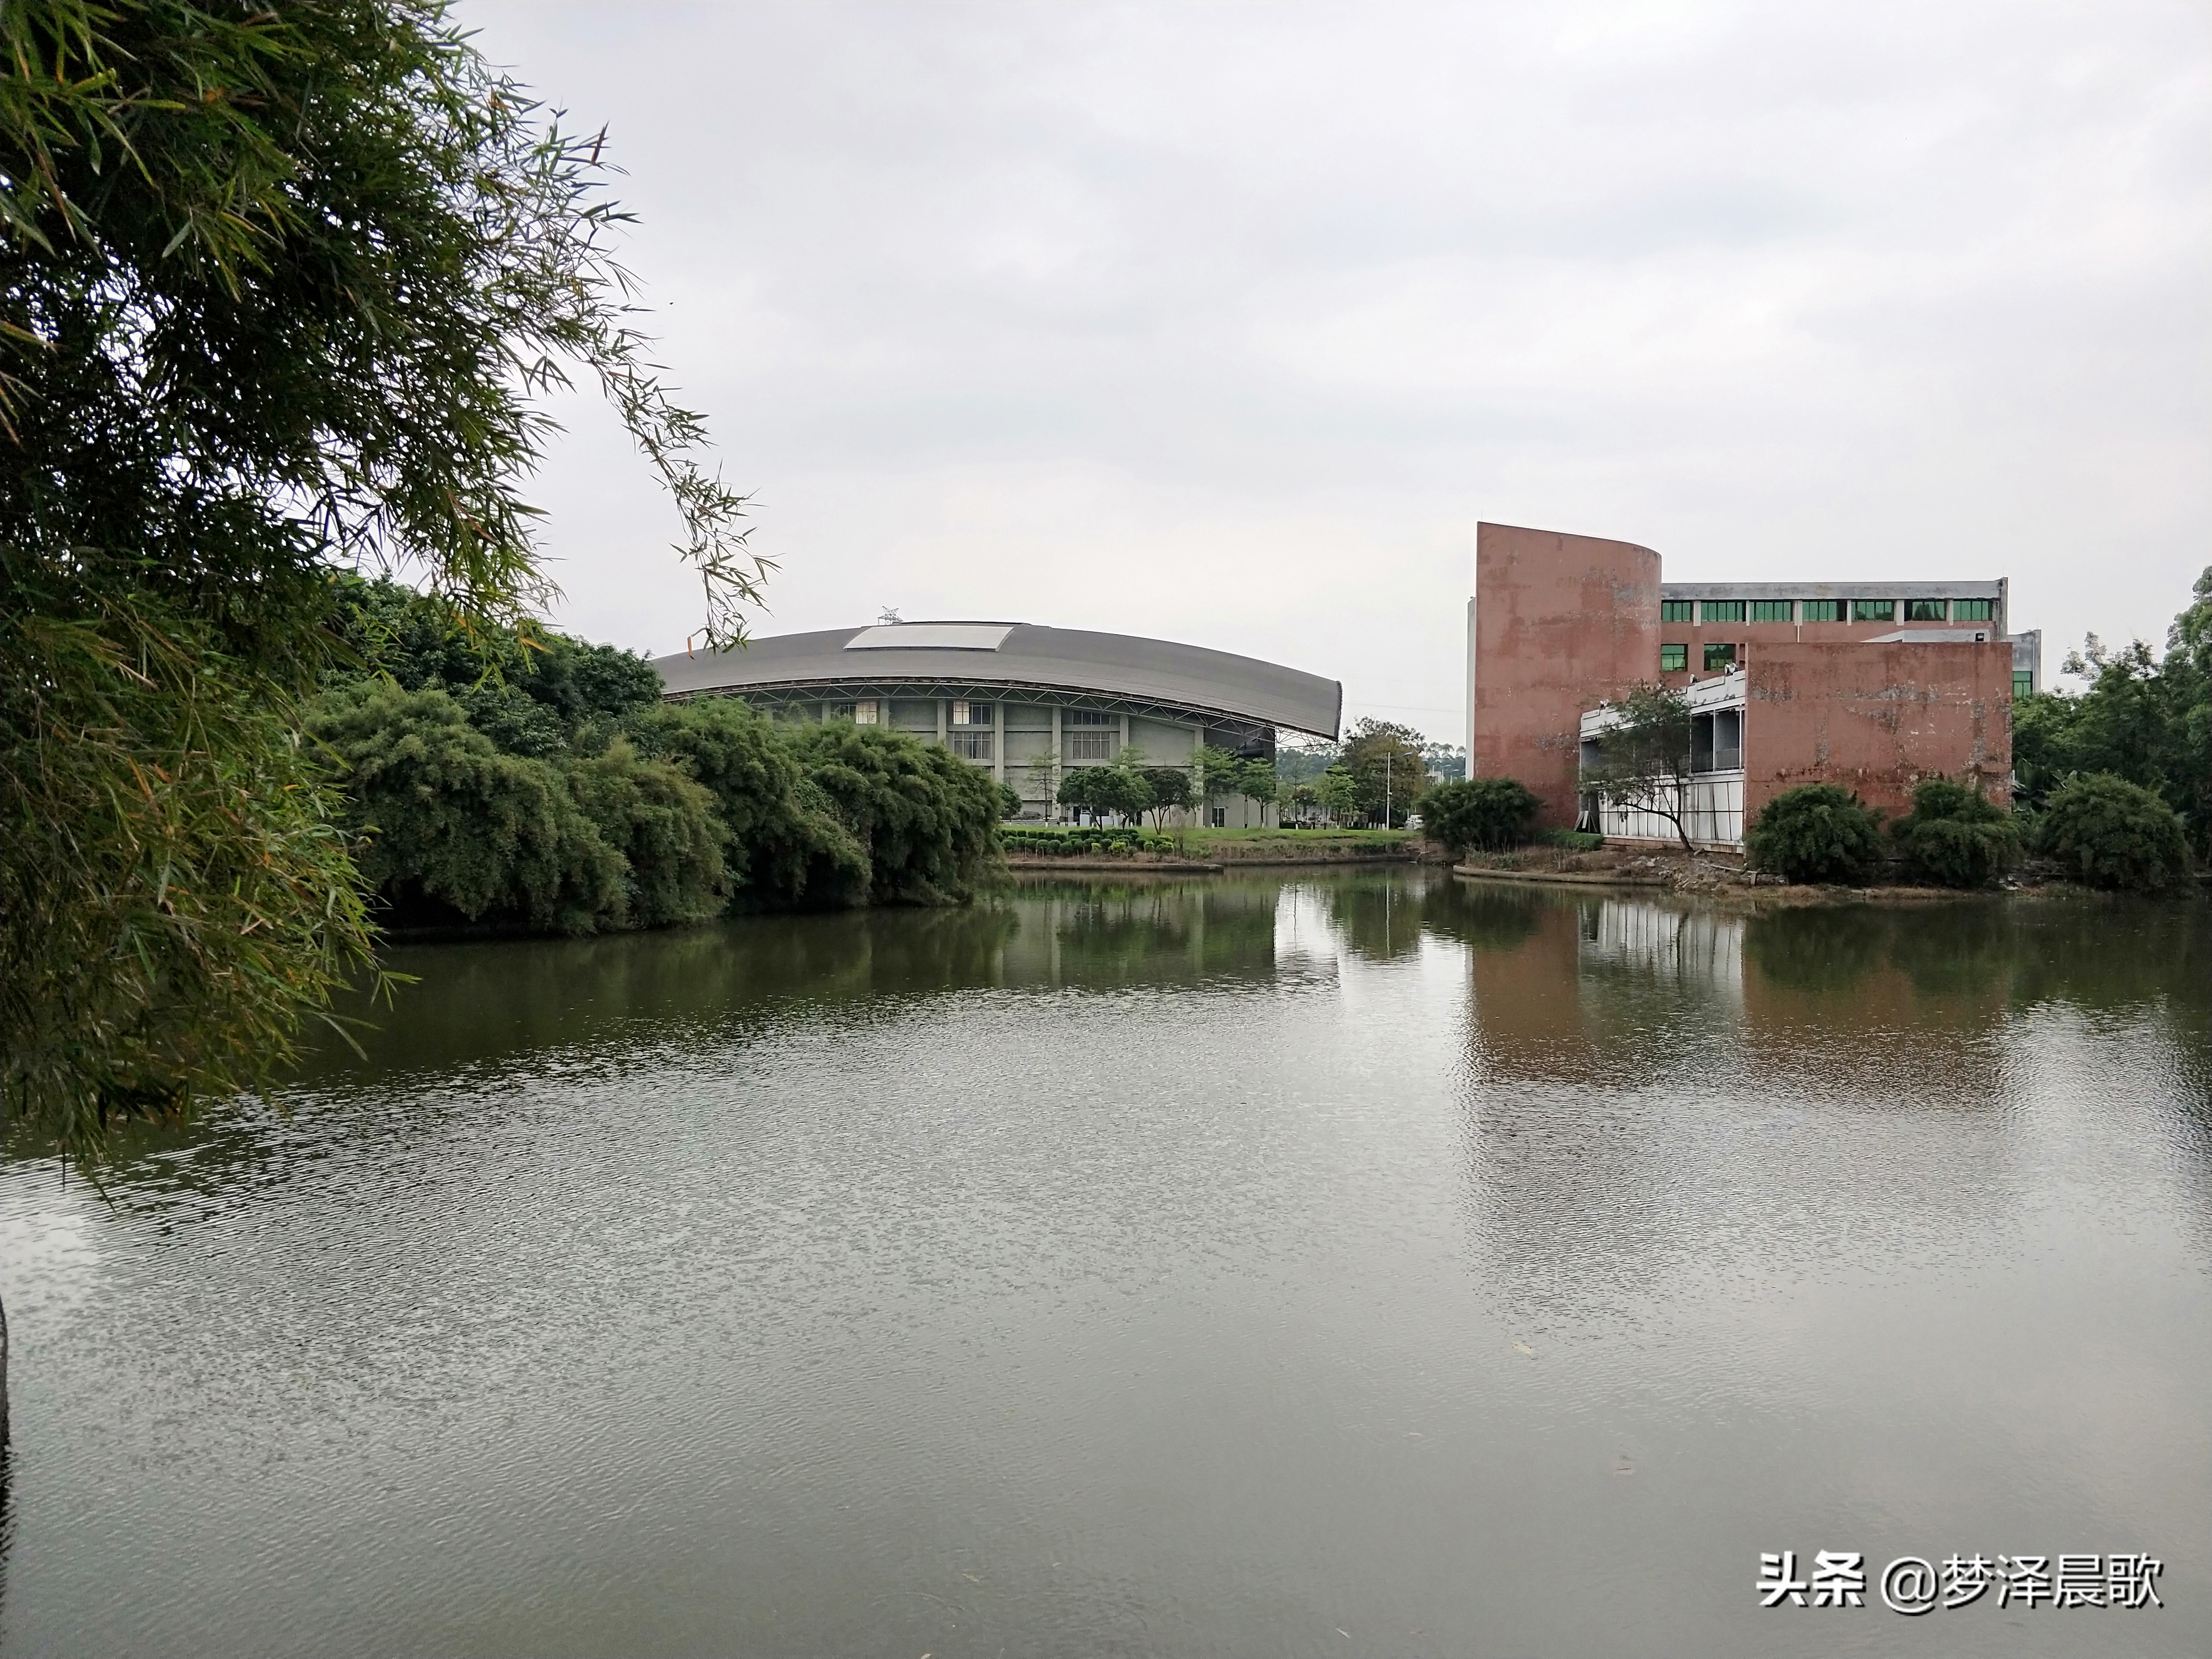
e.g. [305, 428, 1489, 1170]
[468, 0, 2210, 746]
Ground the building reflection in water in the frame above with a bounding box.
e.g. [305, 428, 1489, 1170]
[1435, 877, 2212, 1336]
[998, 877, 1281, 989]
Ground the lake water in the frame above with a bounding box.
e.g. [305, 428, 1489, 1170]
[2, 872, 2208, 1658]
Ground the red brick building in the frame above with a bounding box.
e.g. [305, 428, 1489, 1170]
[1466, 521, 2040, 842]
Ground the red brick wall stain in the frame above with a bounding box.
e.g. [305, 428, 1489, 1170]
[1472, 522, 1660, 828]
[1743, 641, 2012, 822]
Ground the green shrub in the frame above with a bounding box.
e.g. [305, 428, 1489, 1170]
[308, 685, 627, 933]
[2032, 772, 2192, 891]
[564, 738, 730, 927]
[1419, 776, 1541, 855]
[1891, 779, 2022, 889]
[1540, 827, 1605, 852]
[1001, 826, 1173, 855]
[626, 699, 870, 910]
[780, 722, 1003, 904]
[1744, 784, 1885, 884]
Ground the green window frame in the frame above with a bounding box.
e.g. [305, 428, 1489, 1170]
[1703, 642, 1738, 672]
[1749, 600, 1792, 623]
[1801, 600, 1842, 622]
[1659, 644, 1688, 673]
[1851, 599, 1896, 623]
[2013, 671, 2033, 699]
[1955, 598, 1994, 621]
[1660, 599, 1694, 623]
[1701, 599, 1746, 623]
[1906, 599, 1948, 622]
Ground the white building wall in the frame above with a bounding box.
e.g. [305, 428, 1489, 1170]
[1590, 773, 1744, 847]
[752, 692, 1284, 826]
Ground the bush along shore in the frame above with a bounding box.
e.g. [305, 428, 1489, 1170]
[311, 581, 1001, 935]
[1449, 775, 2198, 902]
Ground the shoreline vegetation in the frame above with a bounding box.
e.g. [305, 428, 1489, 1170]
[337, 565, 2204, 931]
[310, 581, 1004, 937]
[1450, 842, 2209, 905]
[301, 564, 2212, 943]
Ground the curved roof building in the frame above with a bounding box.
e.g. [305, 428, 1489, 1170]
[650, 620, 1341, 824]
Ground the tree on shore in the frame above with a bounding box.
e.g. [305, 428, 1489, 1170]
[1341, 719, 1426, 828]
[2032, 773, 2192, 891]
[780, 723, 1003, 904]
[1095, 766, 1156, 827]
[1023, 748, 1061, 817]
[1421, 743, 1469, 783]
[1058, 764, 1153, 827]
[1195, 746, 1240, 821]
[1274, 740, 1342, 785]
[2, 2, 761, 1162]
[1314, 765, 1359, 825]
[1581, 685, 1698, 855]
[2012, 568, 2211, 856]
[1198, 745, 1281, 826]
[1142, 767, 1195, 829]
[1891, 779, 2022, 889]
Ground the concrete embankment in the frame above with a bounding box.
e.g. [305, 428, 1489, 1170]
[1005, 838, 1423, 874]
[1452, 862, 1671, 889]
[1004, 855, 1225, 873]
[1450, 845, 2126, 905]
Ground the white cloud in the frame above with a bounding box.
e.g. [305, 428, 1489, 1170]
[468, 0, 2212, 739]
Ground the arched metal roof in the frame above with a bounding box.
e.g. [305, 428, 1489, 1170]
[651, 622, 1342, 740]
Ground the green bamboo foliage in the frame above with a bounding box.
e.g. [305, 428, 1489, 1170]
[625, 698, 872, 908]
[563, 739, 729, 928]
[781, 722, 1005, 905]
[307, 684, 630, 934]
[1, 605, 378, 1152]
[2, 2, 763, 1155]
[304, 665, 1000, 930]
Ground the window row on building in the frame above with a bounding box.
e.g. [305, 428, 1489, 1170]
[825, 698, 1123, 727]
[1657, 642, 2034, 699]
[1659, 643, 1742, 673]
[1658, 597, 1996, 624]
[941, 732, 1125, 762]
[757, 695, 1271, 785]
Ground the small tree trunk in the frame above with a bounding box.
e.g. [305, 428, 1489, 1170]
[1668, 773, 1697, 859]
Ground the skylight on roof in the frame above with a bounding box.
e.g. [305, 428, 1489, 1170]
[844, 624, 1014, 651]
